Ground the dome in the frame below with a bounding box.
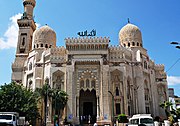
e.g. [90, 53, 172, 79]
[119, 23, 143, 48]
[33, 25, 56, 49]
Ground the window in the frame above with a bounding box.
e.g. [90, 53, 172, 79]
[116, 103, 121, 114]
[41, 44, 43, 47]
[22, 37, 25, 46]
[80, 80, 84, 88]
[132, 42, 135, 46]
[29, 62, 32, 70]
[29, 80, 32, 89]
[86, 79, 90, 88]
[144, 61, 147, 69]
[146, 106, 150, 114]
[91, 80, 95, 88]
[13, 116, 16, 121]
[128, 106, 131, 116]
[140, 118, 153, 124]
[116, 87, 119, 96]
[128, 43, 130, 47]
[137, 43, 139, 46]
[129, 119, 139, 125]
[45, 44, 48, 48]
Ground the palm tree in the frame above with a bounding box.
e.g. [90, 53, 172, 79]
[35, 83, 53, 126]
[52, 89, 68, 118]
[160, 101, 173, 118]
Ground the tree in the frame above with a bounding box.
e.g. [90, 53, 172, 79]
[160, 101, 173, 118]
[35, 82, 53, 125]
[0, 82, 40, 124]
[52, 89, 68, 117]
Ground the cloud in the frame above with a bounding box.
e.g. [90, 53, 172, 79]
[0, 13, 22, 50]
[167, 76, 180, 86]
[0, 13, 41, 50]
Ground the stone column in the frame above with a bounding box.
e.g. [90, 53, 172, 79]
[97, 96, 100, 120]
[76, 96, 79, 121]
[102, 65, 111, 121]
[66, 65, 74, 122]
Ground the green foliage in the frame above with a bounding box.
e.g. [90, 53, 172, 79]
[35, 84, 68, 120]
[52, 89, 68, 111]
[0, 82, 40, 122]
[160, 101, 173, 118]
[117, 114, 128, 123]
[160, 101, 180, 124]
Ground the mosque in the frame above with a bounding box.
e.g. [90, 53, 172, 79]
[12, 0, 168, 125]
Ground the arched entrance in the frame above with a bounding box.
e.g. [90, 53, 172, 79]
[79, 89, 97, 124]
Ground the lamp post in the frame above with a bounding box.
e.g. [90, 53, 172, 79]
[108, 91, 114, 124]
[170, 42, 180, 49]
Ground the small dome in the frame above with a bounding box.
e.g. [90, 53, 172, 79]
[119, 23, 143, 48]
[33, 25, 56, 49]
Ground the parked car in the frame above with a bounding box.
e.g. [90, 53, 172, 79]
[128, 114, 154, 126]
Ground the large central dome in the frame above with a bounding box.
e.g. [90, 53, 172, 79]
[33, 25, 56, 49]
[119, 23, 143, 48]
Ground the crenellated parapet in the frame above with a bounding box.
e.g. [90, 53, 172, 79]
[65, 37, 109, 51]
[49, 47, 67, 64]
[109, 45, 133, 62]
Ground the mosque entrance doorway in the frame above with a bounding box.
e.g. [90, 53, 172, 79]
[79, 89, 97, 124]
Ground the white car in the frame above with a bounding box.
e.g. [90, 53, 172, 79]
[128, 114, 154, 126]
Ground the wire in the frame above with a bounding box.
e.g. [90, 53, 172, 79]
[166, 57, 180, 73]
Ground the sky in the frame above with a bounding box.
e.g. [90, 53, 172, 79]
[0, 0, 180, 96]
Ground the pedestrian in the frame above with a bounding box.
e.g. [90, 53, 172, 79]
[55, 120, 59, 126]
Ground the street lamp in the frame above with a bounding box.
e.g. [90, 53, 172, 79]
[170, 42, 180, 49]
[108, 91, 114, 124]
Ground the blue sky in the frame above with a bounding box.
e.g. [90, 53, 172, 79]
[0, 0, 180, 96]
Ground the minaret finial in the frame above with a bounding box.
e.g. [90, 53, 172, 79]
[128, 18, 130, 23]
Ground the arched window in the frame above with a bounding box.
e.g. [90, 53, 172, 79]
[116, 87, 119, 96]
[91, 80, 95, 88]
[37, 44, 39, 48]
[132, 42, 135, 46]
[80, 80, 84, 88]
[22, 37, 25, 46]
[128, 43, 130, 47]
[124, 44, 126, 47]
[137, 42, 139, 46]
[86, 79, 90, 88]
[45, 44, 48, 48]
[29, 80, 32, 89]
[144, 82, 149, 101]
[29, 62, 32, 70]
[41, 44, 43, 47]
[144, 61, 147, 69]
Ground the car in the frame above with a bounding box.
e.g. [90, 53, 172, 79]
[128, 114, 154, 126]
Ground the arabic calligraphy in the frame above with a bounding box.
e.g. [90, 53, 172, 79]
[77, 29, 96, 37]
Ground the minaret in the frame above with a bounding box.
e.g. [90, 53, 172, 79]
[12, 0, 36, 83]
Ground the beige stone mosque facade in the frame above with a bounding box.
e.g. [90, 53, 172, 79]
[12, 0, 168, 125]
